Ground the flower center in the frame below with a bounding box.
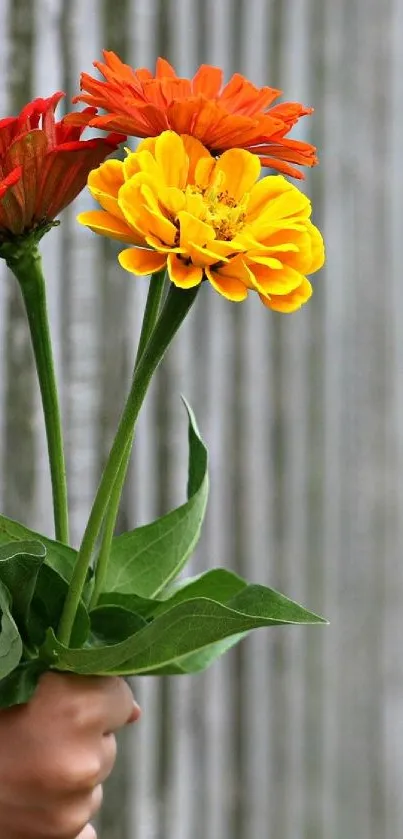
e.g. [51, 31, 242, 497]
[187, 171, 248, 240]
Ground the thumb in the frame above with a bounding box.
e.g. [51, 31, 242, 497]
[127, 699, 142, 724]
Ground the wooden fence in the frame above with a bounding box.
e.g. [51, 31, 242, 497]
[0, 0, 401, 837]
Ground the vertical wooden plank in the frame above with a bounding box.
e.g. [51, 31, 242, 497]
[60, 0, 103, 546]
[269, 1, 313, 836]
[234, 5, 278, 838]
[384, 0, 403, 836]
[320, 0, 350, 834]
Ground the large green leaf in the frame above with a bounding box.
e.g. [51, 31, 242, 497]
[0, 541, 46, 633]
[0, 514, 76, 582]
[103, 401, 209, 598]
[0, 580, 23, 680]
[43, 585, 326, 676]
[97, 569, 246, 620]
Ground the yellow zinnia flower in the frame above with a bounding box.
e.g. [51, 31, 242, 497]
[78, 130, 324, 312]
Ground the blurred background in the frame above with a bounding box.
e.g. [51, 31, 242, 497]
[0, 0, 401, 837]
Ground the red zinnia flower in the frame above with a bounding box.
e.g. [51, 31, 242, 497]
[68, 52, 318, 180]
[0, 91, 124, 240]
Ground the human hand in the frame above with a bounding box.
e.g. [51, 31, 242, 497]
[0, 672, 140, 839]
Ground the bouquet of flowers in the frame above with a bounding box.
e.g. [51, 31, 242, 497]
[0, 54, 326, 708]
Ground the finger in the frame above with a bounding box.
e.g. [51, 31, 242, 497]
[100, 678, 140, 733]
[76, 825, 97, 839]
[98, 733, 117, 783]
[89, 784, 103, 819]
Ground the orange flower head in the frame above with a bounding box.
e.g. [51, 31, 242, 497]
[0, 92, 124, 241]
[78, 131, 324, 313]
[68, 52, 318, 180]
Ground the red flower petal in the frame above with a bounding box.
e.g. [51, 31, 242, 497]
[0, 92, 123, 237]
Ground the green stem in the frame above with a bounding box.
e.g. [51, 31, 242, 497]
[6, 244, 69, 544]
[58, 282, 198, 644]
[89, 269, 167, 610]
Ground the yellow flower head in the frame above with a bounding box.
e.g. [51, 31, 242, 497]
[78, 130, 324, 312]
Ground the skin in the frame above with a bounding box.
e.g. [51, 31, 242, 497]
[0, 672, 141, 839]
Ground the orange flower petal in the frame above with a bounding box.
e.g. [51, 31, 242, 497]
[118, 247, 167, 275]
[70, 52, 317, 178]
[192, 65, 223, 97]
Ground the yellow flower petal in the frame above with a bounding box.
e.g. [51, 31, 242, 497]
[195, 156, 217, 190]
[118, 247, 167, 275]
[145, 234, 185, 254]
[154, 131, 189, 188]
[119, 179, 178, 245]
[178, 211, 215, 250]
[260, 277, 313, 313]
[88, 159, 124, 198]
[158, 186, 186, 216]
[88, 160, 126, 219]
[248, 261, 304, 295]
[205, 265, 249, 301]
[137, 137, 158, 155]
[251, 190, 311, 229]
[181, 135, 212, 184]
[215, 148, 261, 201]
[129, 149, 161, 180]
[248, 255, 283, 269]
[184, 189, 205, 218]
[167, 253, 203, 288]
[77, 210, 138, 244]
[247, 175, 294, 221]
[306, 221, 325, 272]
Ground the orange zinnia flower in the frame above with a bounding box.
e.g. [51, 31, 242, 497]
[68, 51, 317, 180]
[78, 131, 324, 313]
[0, 92, 123, 241]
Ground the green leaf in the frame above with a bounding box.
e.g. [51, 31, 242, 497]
[139, 634, 248, 675]
[0, 660, 46, 709]
[29, 564, 90, 649]
[0, 513, 76, 582]
[0, 580, 23, 680]
[152, 569, 247, 616]
[90, 606, 147, 645]
[0, 541, 46, 634]
[98, 569, 246, 620]
[42, 585, 326, 677]
[104, 400, 209, 598]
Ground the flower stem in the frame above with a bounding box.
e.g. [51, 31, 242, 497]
[6, 243, 69, 544]
[88, 269, 167, 610]
[58, 282, 198, 645]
